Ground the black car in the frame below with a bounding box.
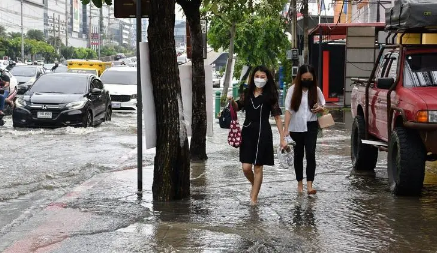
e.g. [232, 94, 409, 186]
[10, 65, 46, 94]
[12, 73, 112, 128]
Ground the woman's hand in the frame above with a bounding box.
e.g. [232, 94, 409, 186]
[280, 138, 288, 149]
[311, 103, 324, 114]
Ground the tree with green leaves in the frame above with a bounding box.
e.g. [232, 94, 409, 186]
[208, 0, 289, 91]
[8, 32, 22, 39]
[0, 25, 7, 38]
[177, 0, 207, 161]
[61, 46, 76, 59]
[27, 29, 45, 41]
[205, 0, 287, 102]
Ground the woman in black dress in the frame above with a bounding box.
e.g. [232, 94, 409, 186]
[231, 66, 286, 205]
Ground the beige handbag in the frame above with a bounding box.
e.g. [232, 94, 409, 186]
[318, 112, 335, 129]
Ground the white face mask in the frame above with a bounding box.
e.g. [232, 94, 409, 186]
[254, 78, 267, 88]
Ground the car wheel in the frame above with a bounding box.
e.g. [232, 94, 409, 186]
[104, 106, 112, 122]
[83, 110, 93, 128]
[351, 115, 378, 170]
[388, 127, 426, 196]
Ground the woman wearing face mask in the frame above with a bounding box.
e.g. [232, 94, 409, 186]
[282, 64, 326, 194]
[230, 65, 285, 205]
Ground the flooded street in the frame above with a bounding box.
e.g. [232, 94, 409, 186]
[1, 109, 437, 252]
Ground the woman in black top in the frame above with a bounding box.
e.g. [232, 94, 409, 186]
[231, 66, 286, 205]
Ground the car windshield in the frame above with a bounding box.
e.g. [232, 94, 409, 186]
[29, 75, 88, 94]
[53, 66, 68, 73]
[404, 53, 437, 87]
[100, 70, 136, 85]
[11, 67, 37, 77]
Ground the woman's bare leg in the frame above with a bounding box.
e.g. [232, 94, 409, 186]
[242, 163, 254, 185]
[251, 165, 263, 204]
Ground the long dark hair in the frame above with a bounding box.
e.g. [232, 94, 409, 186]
[290, 64, 318, 112]
[243, 65, 278, 105]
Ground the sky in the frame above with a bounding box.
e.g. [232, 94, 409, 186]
[175, 6, 185, 20]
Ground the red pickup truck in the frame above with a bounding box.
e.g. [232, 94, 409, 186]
[350, 34, 437, 195]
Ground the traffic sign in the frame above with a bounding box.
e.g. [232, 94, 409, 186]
[114, 0, 150, 18]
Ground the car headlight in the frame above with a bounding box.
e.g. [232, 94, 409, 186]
[66, 100, 86, 109]
[416, 111, 437, 123]
[429, 111, 437, 123]
[131, 94, 137, 99]
[15, 98, 27, 107]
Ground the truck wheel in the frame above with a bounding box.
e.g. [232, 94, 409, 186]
[388, 127, 426, 196]
[351, 115, 378, 170]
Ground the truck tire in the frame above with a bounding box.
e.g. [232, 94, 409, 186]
[388, 127, 426, 196]
[351, 115, 378, 170]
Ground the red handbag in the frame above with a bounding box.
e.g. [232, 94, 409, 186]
[228, 103, 242, 148]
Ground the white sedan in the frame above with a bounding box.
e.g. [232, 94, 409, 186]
[100, 67, 137, 110]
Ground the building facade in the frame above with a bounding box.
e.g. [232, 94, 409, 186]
[0, 0, 133, 49]
[333, 0, 396, 24]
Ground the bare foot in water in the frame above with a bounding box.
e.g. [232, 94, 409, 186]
[297, 181, 304, 193]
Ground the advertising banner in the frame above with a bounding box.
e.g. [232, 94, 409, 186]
[73, 0, 80, 32]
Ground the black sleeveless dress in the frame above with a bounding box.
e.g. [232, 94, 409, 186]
[236, 93, 282, 166]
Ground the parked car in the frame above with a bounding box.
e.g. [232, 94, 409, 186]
[12, 73, 111, 128]
[10, 65, 46, 94]
[177, 54, 188, 65]
[350, 35, 437, 196]
[1, 69, 18, 93]
[100, 67, 137, 110]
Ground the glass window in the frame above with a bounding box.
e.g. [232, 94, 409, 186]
[29, 75, 88, 94]
[404, 53, 437, 87]
[100, 70, 137, 85]
[10, 67, 37, 77]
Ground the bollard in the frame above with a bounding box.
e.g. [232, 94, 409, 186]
[215, 91, 221, 119]
[232, 84, 238, 99]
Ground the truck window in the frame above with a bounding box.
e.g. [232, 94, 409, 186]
[375, 53, 392, 79]
[404, 53, 437, 87]
[385, 55, 399, 79]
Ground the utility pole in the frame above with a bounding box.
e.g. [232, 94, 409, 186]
[53, 13, 56, 50]
[21, 0, 24, 62]
[58, 14, 61, 54]
[99, 7, 103, 59]
[89, 4, 92, 48]
[302, 0, 309, 64]
[291, 0, 297, 49]
[376, 0, 381, 22]
[65, 0, 68, 47]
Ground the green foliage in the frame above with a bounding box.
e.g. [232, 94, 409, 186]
[60, 46, 76, 59]
[8, 32, 22, 39]
[0, 25, 6, 38]
[100, 45, 117, 57]
[208, 0, 290, 78]
[73, 47, 97, 59]
[27, 29, 45, 41]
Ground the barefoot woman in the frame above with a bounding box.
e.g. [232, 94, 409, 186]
[231, 66, 285, 204]
[283, 65, 326, 194]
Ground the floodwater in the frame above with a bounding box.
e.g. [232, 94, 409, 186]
[1, 109, 437, 252]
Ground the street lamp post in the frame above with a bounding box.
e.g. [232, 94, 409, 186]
[21, 0, 25, 62]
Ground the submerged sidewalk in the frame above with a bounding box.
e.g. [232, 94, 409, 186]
[1, 113, 361, 252]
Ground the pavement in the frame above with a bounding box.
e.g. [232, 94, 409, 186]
[4, 108, 437, 252]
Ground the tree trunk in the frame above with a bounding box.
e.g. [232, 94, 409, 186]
[181, 2, 208, 162]
[302, 0, 309, 64]
[221, 21, 236, 104]
[148, 0, 190, 201]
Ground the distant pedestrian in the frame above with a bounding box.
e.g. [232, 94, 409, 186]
[283, 64, 326, 194]
[51, 62, 59, 71]
[230, 65, 286, 205]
